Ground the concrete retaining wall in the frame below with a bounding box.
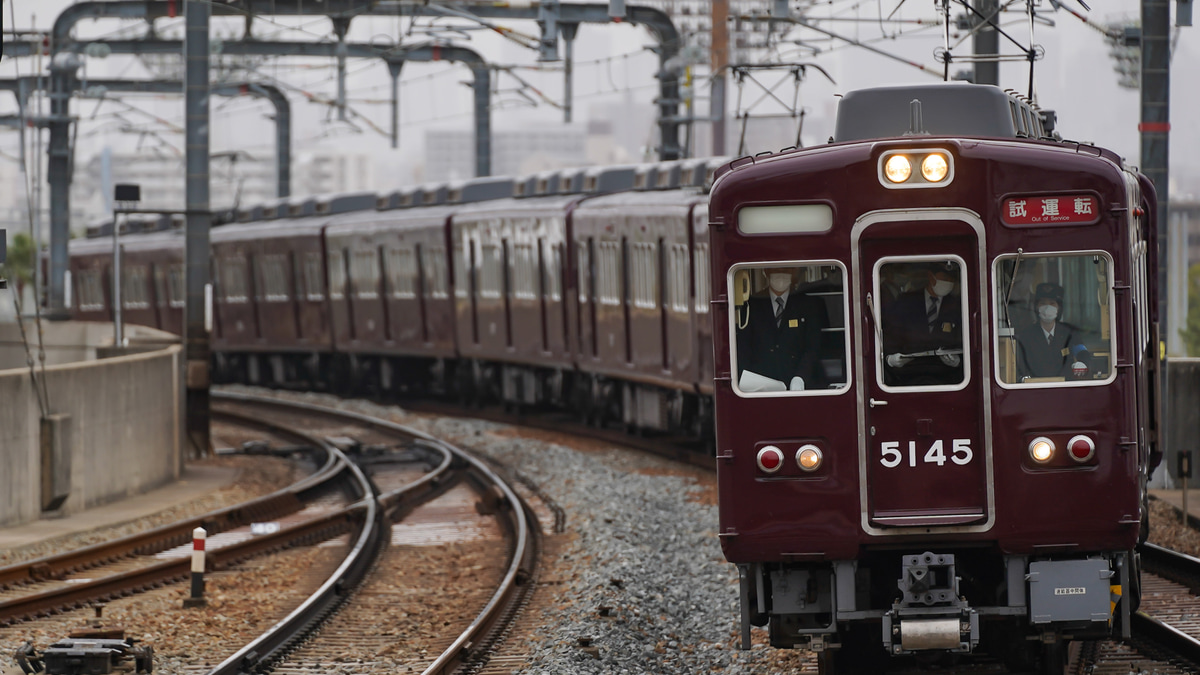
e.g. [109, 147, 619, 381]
[0, 323, 181, 528]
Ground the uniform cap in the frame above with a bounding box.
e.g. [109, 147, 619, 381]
[1034, 282, 1064, 305]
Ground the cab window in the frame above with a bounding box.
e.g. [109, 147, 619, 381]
[994, 252, 1114, 385]
[877, 259, 966, 389]
[729, 262, 847, 396]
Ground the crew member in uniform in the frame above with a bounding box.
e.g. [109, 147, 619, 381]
[1015, 282, 1091, 380]
[881, 261, 964, 386]
[736, 267, 827, 391]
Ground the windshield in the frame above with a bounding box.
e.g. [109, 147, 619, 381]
[729, 262, 848, 396]
[994, 252, 1114, 385]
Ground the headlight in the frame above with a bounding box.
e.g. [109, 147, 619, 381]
[796, 444, 823, 472]
[921, 153, 949, 182]
[884, 155, 912, 183]
[879, 149, 954, 189]
[1029, 437, 1055, 464]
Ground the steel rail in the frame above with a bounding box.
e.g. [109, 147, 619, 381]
[0, 507, 362, 627]
[1140, 541, 1200, 594]
[0, 419, 341, 592]
[208, 392, 540, 675]
[1128, 541, 1200, 671]
[1129, 612, 1200, 672]
[202, 399, 382, 675]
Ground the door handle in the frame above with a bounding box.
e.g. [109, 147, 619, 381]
[870, 398, 888, 407]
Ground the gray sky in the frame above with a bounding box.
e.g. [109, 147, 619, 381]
[2, 0, 1195, 197]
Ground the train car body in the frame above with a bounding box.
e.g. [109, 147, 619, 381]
[708, 83, 1160, 673]
[211, 217, 332, 385]
[323, 204, 458, 392]
[68, 230, 185, 334]
[572, 188, 713, 433]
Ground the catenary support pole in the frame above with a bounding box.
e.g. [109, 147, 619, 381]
[972, 0, 999, 85]
[1141, 0, 1171, 468]
[184, 0, 212, 458]
[711, 0, 728, 155]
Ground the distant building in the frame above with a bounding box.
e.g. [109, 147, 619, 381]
[69, 151, 277, 225]
[295, 152, 374, 195]
[425, 127, 588, 181]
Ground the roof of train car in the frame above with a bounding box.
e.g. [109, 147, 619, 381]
[572, 186, 708, 213]
[833, 82, 1038, 142]
[69, 229, 184, 255]
[211, 214, 332, 243]
[323, 203, 459, 237]
[450, 193, 587, 217]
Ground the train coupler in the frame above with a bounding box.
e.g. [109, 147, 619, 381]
[883, 551, 979, 655]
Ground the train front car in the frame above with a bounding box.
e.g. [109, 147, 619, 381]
[708, 83, 1159, 674]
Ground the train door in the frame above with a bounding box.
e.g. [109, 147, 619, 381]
[855, 213, 993, 532]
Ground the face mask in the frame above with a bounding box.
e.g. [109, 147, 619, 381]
[932, 280, 954, 298]
[769, 273, 792, 293]
[1038, 305, 1058, 322]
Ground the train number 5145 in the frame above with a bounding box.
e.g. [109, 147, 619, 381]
[880, 439, 973, 468]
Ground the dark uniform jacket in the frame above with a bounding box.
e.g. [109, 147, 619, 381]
[736, 291, 827, 389]
[1015, 321, 1087, 379]
[881, 289, 963, 386]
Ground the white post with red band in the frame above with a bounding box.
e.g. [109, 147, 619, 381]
[183, 526, 208, 608]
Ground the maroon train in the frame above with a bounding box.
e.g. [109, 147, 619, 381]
[709, 82, 1160, 673]
[67, 82, 1160, 674]
[68, 159, 720, 437]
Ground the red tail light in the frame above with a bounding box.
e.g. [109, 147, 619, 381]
[757, 446, 784, 473]
[1067, 435, 1095, 462]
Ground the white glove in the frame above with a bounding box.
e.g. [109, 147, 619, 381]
[788, 376, 805, 391]
[939, 352, 961, 368]
[886, 353, 911, 368]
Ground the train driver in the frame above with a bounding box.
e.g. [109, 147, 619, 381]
[735, 266, 828, 393]
[881, 261, 964, 386]
[1014, 282, 1092, 381]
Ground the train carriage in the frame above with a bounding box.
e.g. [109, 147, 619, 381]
[449, 192, 578, 406]
[67, 228, 184, 335]
[708, 83, 1160, 673]
[572, 186, 712, 433]
[210, 210, 334, 386]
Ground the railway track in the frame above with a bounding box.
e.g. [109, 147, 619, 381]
[2, 392, 542, 675]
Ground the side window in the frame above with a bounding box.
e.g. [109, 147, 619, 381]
[694, 243, 711, 314]
[453, 244, 468, 300]
[260, 254, 289, 302]
[79, 268, 106, 311]
[168, 263, 185, 308]
[351, 249, 380, 300]
[730, 262, 846, 395]
[303, 252, 325, 301]
[541, 241, 562, 302]
[994, 252, 1114, 385]
[386, 248, 417, 299]
[511, 243, 537, 300]
[480, 244, 502, 299]
[122, 266, 151, 309]
[327, 251, 346, 300]
[877, 259, 966, 388]
[424, 246, 449, 299]
[596, 241, 622, 306]
[577, 241, 591, 305]
[221, 257, 249, 304]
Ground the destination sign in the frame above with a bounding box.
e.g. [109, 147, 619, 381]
[1001, 195, 1100, 227]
